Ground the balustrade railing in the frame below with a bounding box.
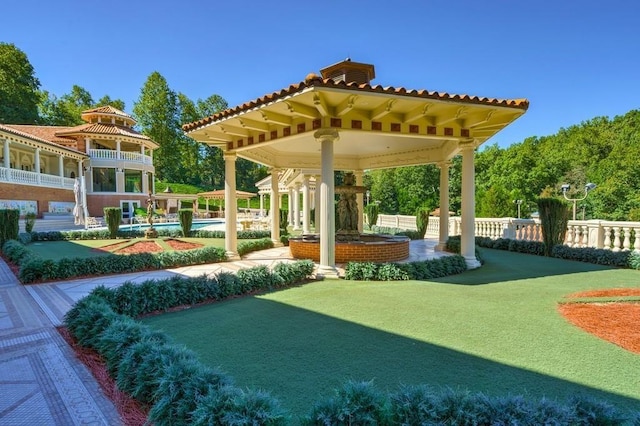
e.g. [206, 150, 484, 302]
[0, 166, 75, 189]
[89, 149, 152, 165]
[375, 213, 640, 252]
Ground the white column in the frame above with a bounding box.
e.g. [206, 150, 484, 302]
[460, 141, 480, 268]
[314, 174, 321, 233]
[259, 193, 265, 217]
[224, 153, 239, 258]
[354, 170, 364, 233]
[436, 161, 451, 251]
[2, 139, 10, 181]
[59, 155, 64, 177]
[77, 161, 83, 179]
[270, 168, 280, 244]
[84, 138, 91, 154]
[140, 144, 145, 156]
[302, 175, 310, 233]
[34, 148, 41, 183]
[116, 139, 122, 159]
[315, 129, 339, 273]
[293, 183, 301, 230]
[287, 188, 293, 226]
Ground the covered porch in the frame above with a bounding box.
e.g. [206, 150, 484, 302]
[184, 59, 528, 271]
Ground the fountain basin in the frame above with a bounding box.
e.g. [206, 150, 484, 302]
[289, 234, 410, 263]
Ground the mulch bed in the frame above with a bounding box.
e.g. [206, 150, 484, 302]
[559, 288, 640, 354]
[57, 327, 148, 426]
[164, 239, 203, 251]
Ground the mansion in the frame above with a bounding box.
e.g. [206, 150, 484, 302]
[0, 106, 158, 220]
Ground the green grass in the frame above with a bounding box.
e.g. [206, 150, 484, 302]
[143, 248, 640, 421]
[28, 237, 226, 261]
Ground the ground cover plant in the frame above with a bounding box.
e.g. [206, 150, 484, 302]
[143, 248, 640, 422]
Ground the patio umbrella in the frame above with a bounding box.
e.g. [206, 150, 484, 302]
[73, 178, 85, 225]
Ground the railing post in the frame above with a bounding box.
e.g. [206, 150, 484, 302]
[503, 218, 517, 239]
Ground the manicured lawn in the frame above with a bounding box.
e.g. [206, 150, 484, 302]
[143, 249, 640, 420]
[27, 237, 226, 261]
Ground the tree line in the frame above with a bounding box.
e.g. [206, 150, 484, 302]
[0, 42, 267, 192]
[3, 42, 639, 220]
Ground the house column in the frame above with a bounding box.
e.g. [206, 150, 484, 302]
[84, 138, 91, 154]
[315, 129, 339, 274]
[270, 168, 280, 244]
[436, 161, 451, 251]
[224, 153, 239, 259]
[77, 161, 83, 179]
[314, 174, 321, 233]
[3, 139, 11, 181]
[34, 148, 41, 183]
[302, 175, 310, 233]
[460, 141, 480, 268]
[116, 139, 122, 159]
[59, 155, 65, 177]
[354, 170, 364, 233]
[293, 183, 301, 230]
[287, 188, 293, 227]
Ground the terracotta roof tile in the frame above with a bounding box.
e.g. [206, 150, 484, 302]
[0, 124, 85, 155]
[81, 105, 133, 119]
[55, 123, 151, 141]
[183, 77, 529, 132]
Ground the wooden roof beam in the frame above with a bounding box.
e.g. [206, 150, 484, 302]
[238, 118, 270, 132]
[219, 125, 250, 137]
[260, 110, 292, 126]
[370, 99, 396, 120]
[335, 95, 358, 116]
[313, 93, 332, 117]
[285, 101, 320, 119]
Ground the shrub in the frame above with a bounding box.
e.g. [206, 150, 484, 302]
[103, 207, 122, 239]
[0, 209, 20, 250]
[537, 197, 569, 256]
[364, 203, 379, 228]
[238, 238, 274, 256]
[303, 380, 390, 425]
[630, 251, 640, 270]
[24, 212, 37, 233]
[178, 208, 193, 237]
[415, 206, 429, 239]
[345, 255, 467, 281]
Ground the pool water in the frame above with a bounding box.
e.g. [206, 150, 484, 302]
[120, 219, 225, 232]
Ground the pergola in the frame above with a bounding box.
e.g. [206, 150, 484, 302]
[197, 189, 257, 215]
[183, 59, 528, 274]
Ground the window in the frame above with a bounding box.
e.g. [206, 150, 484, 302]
[93, 168, 116, 192]
[125, 170, 142, 193]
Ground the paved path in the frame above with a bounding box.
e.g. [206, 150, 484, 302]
[0, 238, 444, 424]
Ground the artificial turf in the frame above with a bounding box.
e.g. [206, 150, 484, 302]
[142, 248, 640, 421]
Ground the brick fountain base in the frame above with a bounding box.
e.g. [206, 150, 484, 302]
[288, 233, 410, 263]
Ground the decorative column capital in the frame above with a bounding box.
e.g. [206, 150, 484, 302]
[314, 128, 339, 143]
[223, 153, 237, 161]
[458, 139, 476, 152]
[436, 161, 451, 170]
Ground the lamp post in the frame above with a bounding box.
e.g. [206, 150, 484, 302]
[561, 183, 597, 220]
[513, 199, 523, 219]
[366, 190, 370, 205]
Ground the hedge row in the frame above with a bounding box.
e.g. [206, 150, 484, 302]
[64, 260, 315, 424]
[447, 236, 640, 269]
[28, 228, 271, 241]
[303, 380, 638, 425]
[344, 255, 467, 281]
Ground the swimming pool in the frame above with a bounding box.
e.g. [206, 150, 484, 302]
[120, 219, 226, 232]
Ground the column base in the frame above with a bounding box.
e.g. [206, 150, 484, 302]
[316, 264, 340, 279]
[226, 251, 241, 261]
[464, 256, 481, 269]
[435, 241, 448, 252]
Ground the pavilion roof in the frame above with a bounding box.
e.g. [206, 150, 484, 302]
[198, 189, 257, 200]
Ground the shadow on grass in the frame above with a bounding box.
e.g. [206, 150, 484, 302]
[435, 248, 617, 285]
[144, 296, 639, 421]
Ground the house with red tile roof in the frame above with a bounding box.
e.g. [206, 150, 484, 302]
[0, 106, 158, 221]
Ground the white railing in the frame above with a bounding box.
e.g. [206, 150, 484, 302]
[89, 149, 152, 165]
[375, 214, 640, 252]
[0, 167, 75, 189]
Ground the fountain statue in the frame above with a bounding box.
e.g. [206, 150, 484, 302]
[335, 172, 366, 241]
[145, 193, 158, 239]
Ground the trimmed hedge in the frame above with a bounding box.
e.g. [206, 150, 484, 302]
[303, 381, 638, 425]
[63, 260, 315, 424]
[453, 235, 640, 270]
[0, 209, 20, 250]
[28, 228, 271, 241]
[345, 255, 467, 281]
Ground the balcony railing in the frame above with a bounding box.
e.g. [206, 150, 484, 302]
[88, 149, 153, 165]
[0, 167, 75, 189]
[375, 214, 640, 252]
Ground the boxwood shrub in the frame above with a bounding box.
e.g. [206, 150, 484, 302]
[28, 228, 271, 241]
[344, 255, 467, 281]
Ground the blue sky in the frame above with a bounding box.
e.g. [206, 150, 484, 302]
[3, 0, 638, 148]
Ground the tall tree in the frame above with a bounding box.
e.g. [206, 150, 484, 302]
[133, 72, 182, 182]
[0, 43, 40, 124]
[39, 87, 125, 126]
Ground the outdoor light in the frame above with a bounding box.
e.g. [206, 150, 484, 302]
[513, 199, 523, 218]
[561, 182, 597, 220]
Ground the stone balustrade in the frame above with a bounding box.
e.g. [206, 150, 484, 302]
[89, 149, 152, 165]
[0, 166, 76, 189]
[375, 214, 640, 252]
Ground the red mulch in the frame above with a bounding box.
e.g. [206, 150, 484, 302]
[565, 288, 640, 299]
[57, 326, 149, 426]
[91, 241, 130, 253]
[164, 239, 203, 250]
[116, 241, 163, 254]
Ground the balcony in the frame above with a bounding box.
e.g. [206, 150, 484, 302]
[0, 166, 75, 189]
[88, 149, 153, 165]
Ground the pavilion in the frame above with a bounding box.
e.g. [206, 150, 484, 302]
[183, 59, 528, 274]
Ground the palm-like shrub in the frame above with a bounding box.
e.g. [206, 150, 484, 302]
[103, 207, 121, 239]
[178, 209, 193, 237]
[364, 203, 379, 229]
[415, 206, 430, 239]
[537, 198, 569, 256]
[24, 212, 37, 233]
